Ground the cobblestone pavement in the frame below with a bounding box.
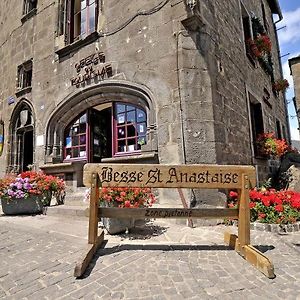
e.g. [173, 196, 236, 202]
[0, 214, 299, 300]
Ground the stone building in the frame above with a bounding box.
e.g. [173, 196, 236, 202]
[0, 0, 290, 206]
[289, 56, 300, 133]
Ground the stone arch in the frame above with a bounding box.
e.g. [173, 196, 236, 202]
[45, 80, 157, 161]
[8, 99, 36, 173]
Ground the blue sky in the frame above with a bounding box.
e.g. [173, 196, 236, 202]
[276, 0, 300, 140]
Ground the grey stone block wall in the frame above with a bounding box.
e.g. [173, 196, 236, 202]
[0, 0, 290, 206]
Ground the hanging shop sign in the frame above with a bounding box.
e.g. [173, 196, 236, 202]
[70, 52, 113, 88]
[0, 120, 4, 157]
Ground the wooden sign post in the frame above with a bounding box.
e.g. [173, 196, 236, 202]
[74, 164, 275, 279]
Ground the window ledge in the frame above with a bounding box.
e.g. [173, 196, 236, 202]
[55, 32, 99, 60]
[101, 152, 158, 163]
[15, 86, 32, 97]
[21, 8, 37, 23]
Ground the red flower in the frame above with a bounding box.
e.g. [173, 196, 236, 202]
[275, 204, 283, 212]
[258, 213, 266, 219]
[229, 191, 238, 199]
[249, 202, 256, 209]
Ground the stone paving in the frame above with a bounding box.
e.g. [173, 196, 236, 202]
[0, 214, 299, 300]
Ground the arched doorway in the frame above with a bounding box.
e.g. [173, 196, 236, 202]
[9, 101, 35, 173]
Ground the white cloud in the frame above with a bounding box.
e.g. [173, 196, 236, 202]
[278, 8, 300, 45]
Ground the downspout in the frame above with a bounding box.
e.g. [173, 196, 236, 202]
[273, 0, 283, 24]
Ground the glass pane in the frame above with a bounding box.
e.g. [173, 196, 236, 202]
[117, 113, 125, 125]
[81, 8, 87, 36]
[89, 3, 95, 32]
[80, 135, 86, 145]
[73, 148, 79, 158]
[118, 127, 126, 139]
[79, 123, 86, 134]
[71, 125, 79, 135]
[75, 0, 81, 13]
[74, 118, 80, 125]
[137, 136, 146, 150]
[65, 137, 72, 148]
[127, 124, 137, 137]
[116, 104, 125, 113]
[81, 0, 86, 10]
[127, 111, 136, 123]
[73, 136, 79, 146]
[138, 123, 146, 135]
[66, 148, 72, 159]
[118, 140, 126, 153]
[126, 105, 135, 112]
[80, 146, 86, 157]
[137, 109, 146, 122]
[79, 113, 87, 124]
[127, 139, 136, 152]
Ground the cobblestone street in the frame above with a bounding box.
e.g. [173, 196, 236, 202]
[0, 215, 299, 299]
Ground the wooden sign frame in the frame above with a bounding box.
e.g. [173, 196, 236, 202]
[74, 164, 275, 279]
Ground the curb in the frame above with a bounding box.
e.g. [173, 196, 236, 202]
[250, 222, 300, 233]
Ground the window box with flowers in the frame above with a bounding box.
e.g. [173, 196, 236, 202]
[84, 187, 156, 234]
[255, 132, 288, 159]
[0, 171, 65, 215]
[272, 79, 289, 95]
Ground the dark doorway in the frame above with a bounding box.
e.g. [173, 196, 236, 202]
[22, 129, 33, 171]
[90, 107, 112, 162]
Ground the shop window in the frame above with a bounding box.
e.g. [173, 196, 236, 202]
[17, 60, 32, 90]
[115, 103, 147, 154]
[23, 0, 37, 15]
[249, 99, 264, 157]
[64, 113, 88, 160]
[66, 0, 98, 44]
[63, 103, 147, 162]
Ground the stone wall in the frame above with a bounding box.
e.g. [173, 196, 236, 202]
[0, 0, 290, 206]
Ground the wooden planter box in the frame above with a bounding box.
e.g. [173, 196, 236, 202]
[1, 195, 44, 215]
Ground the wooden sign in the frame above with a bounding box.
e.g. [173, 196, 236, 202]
[83, 164, 256, 189]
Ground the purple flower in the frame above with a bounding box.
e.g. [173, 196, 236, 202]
[16, 182, 23, 190]
[23, 183, 32, 190]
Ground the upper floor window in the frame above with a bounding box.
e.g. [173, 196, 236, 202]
[261, 1, 269, 33]
[23, 0, 37, 15]
[17, 60, 32, 90]
[66, 0, 98, 44]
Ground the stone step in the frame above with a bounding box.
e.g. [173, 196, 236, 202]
[44, 205, 89, 218]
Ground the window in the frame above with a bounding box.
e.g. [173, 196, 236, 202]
[64, 113, 88, 160]
[115, 103, 147, 154]
[276, 119, 282, 140]
[261, 1, 269, 33]
[249, 94, 264, 157]
[66, 0, 98, 44]
[23, 0, 37, 15]
[241, 2, 255, 64]
[17, 60, 32, 90]
[63, 103, 147, 161]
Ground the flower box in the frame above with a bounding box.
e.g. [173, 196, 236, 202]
[1, 195, 44, 215]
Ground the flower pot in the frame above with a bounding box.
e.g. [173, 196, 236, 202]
[102, 217, 135, 235]
[1, 195, 44, 215]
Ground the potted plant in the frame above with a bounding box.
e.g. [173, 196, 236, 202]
[273, 79, 289, 93]
[0, 171, 65, 215]
[98, 187, 156, 234]
[256, 132, 288, 159]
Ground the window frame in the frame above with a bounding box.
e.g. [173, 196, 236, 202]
[113, 102, 147, 157]
[16, 60, 33, 91]
[63, 102, 148, 162]
[66, 0, 99, 45]
[23, 0, 37, 16]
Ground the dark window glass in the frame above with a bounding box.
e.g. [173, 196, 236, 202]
[17, 60, 33, 90]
